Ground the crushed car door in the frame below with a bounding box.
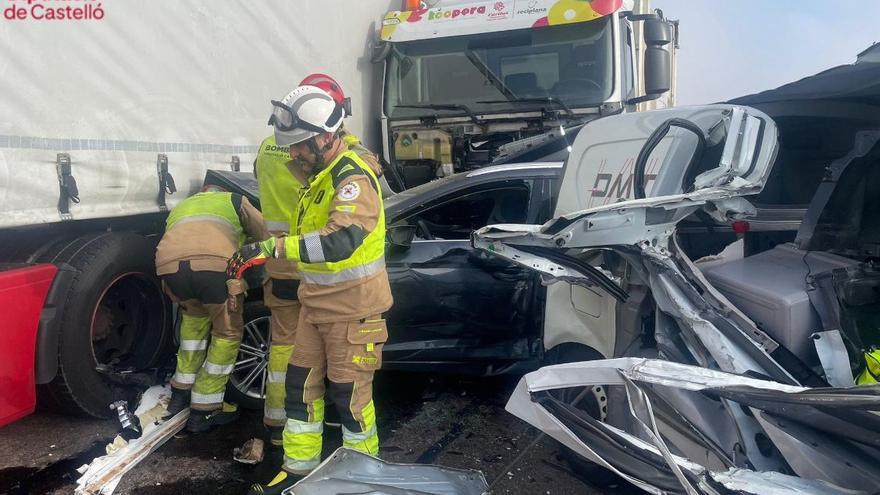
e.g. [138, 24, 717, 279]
[384, 180, 547, 373]
[473, 104, 779, 363]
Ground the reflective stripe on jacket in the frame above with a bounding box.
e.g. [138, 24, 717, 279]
[166, 192, 244, 243]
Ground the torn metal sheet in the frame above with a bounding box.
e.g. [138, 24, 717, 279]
[812, 331, 855, 387]
[506, 358, 880, 494]
[705, 468, 865, 495]
[289, 448, 489, 495]
[754, 411, 880, 491]
[75, 385, 187, 495]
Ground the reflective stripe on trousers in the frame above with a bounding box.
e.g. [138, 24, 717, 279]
[342, 400, 379, 455]
[171, 314, 211, 390]
[191, 337, 240, 410]
[264, 344, 294, 426]
[282, 417, 323, 473]
[172, 372, 197, 385]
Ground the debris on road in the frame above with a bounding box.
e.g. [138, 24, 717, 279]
[75, 386, 187, 495]
[233, 438, 265, 465]
[289, 447, 489, 495]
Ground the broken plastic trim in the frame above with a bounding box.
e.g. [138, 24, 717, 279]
[290, 447, 489, 495]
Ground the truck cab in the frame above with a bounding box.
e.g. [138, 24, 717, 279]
[374, 0, 678, 188]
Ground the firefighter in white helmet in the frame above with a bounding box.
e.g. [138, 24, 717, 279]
[253, 73, 387, 447]
[230, 85, 392, 494]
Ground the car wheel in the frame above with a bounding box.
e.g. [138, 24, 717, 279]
[543, 343, 621, 487]
[37, 233, 172, 418]
[225, 301, 270, 410]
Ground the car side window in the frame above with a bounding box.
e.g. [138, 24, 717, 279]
[408, 185, 530, 240]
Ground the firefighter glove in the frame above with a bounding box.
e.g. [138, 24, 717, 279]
[228, 238, 276, 279]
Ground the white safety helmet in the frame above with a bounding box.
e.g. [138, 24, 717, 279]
[269, 85, 345, 147]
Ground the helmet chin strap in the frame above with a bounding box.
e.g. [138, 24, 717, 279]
[306, 138, 325, 166]
[306, 133, 338, 171]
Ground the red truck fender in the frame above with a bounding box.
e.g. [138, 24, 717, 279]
[0, 264, 58, 426]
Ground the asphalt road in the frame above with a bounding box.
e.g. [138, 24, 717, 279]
[0, 372, 633, 494]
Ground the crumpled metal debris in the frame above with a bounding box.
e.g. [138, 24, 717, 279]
[75, 385, 188, 495]
[288, 448, 489, 495]
[506, 358, 880, 494]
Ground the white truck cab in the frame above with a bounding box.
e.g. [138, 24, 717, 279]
[372, 0, 678, 187]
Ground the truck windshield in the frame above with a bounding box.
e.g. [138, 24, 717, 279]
[384, 17, 613, 119]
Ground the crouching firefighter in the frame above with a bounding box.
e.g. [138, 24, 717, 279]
[158, 186, 269, 433]
[229, 84, 392, 494]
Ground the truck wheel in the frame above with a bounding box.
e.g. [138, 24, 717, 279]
[225, 301, 270, 410]
[37, 233, 172, 418]
[542, 343, 621, 488]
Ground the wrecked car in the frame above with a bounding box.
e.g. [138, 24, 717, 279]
[216, 162, 564, 406]
[473, 94, 880, 491]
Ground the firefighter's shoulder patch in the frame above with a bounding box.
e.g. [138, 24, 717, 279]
[337, 181, 361, 201]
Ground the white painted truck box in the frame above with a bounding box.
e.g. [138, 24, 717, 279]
[0, 0, 394, 229]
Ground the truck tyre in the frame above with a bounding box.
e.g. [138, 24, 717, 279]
[225, 301, 270, 410]
[36, 233, 172, 418]
[542, 343, 621, 488]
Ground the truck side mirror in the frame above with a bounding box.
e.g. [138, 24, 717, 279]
[387, 224, 416, 249]
[643, 18, 673, 96]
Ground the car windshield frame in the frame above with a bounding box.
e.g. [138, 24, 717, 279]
[384, 17, 614, 119]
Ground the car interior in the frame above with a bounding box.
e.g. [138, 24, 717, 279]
[612, 112, 880, 377]
[405, 186, 531, 240]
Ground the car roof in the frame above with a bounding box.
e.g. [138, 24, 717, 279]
[464, 162, 564, 177]
[385, 162, 562, 213]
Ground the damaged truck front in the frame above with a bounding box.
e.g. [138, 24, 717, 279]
[473, 103, 880, 492]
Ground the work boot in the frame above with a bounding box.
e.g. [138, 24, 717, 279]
[186, 402, 240, 433]
[162, 388, 190, 420]
[246, 470, 303, 495]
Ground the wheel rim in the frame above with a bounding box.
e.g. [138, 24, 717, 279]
[229, 316, 270, 400]
[90, 272, 166, 368]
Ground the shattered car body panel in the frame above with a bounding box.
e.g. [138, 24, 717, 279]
[506, 359, 880, 494]
[493, 104, 784, 360]
[476, 105, 784, 365]
[473, 103, 880, 491]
